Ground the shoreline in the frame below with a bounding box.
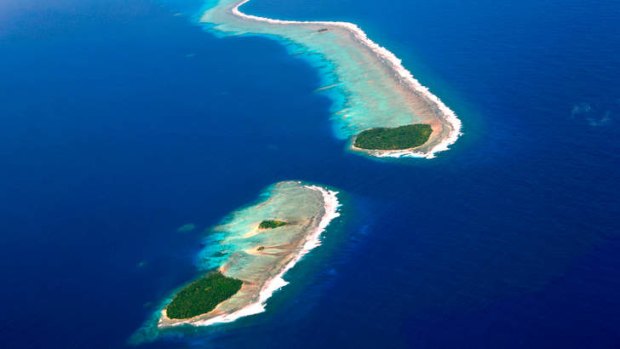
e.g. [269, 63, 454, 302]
[157, 184, 341, 328]
[205, 0, 462, 159]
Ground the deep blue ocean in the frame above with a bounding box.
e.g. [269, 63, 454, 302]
[1, 0, 619, 348]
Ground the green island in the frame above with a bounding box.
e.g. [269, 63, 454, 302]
[258, 220, 288, 229]
[353, 124, 433, 150]
[166, 271, 243, 319]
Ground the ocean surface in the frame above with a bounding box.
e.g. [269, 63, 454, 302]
[1, 0, 619, 348]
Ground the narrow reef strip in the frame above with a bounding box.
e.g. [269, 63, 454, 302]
[202, 0, 463, 158]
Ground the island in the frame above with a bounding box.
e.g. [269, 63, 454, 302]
[155, 181, 340, 328]
[258, 219, 288, 229]
[200, 0, 462, 158]
[166, 272, 243, 319]
[353, 124, 433, 151]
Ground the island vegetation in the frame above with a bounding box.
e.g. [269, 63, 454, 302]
[166, 271, 243, 319]
[258, 220, 288, 229]
[353, 124, 432, 150]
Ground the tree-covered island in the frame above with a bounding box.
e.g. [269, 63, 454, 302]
[258, 220, 288, 229]
[353, 124, 433, 150]
[166, 271, 243, 319]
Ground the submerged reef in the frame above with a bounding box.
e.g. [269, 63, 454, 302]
[201, 0, 462, 158]
[176, 223, 196, 233]
[153, 181, 340, 329]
